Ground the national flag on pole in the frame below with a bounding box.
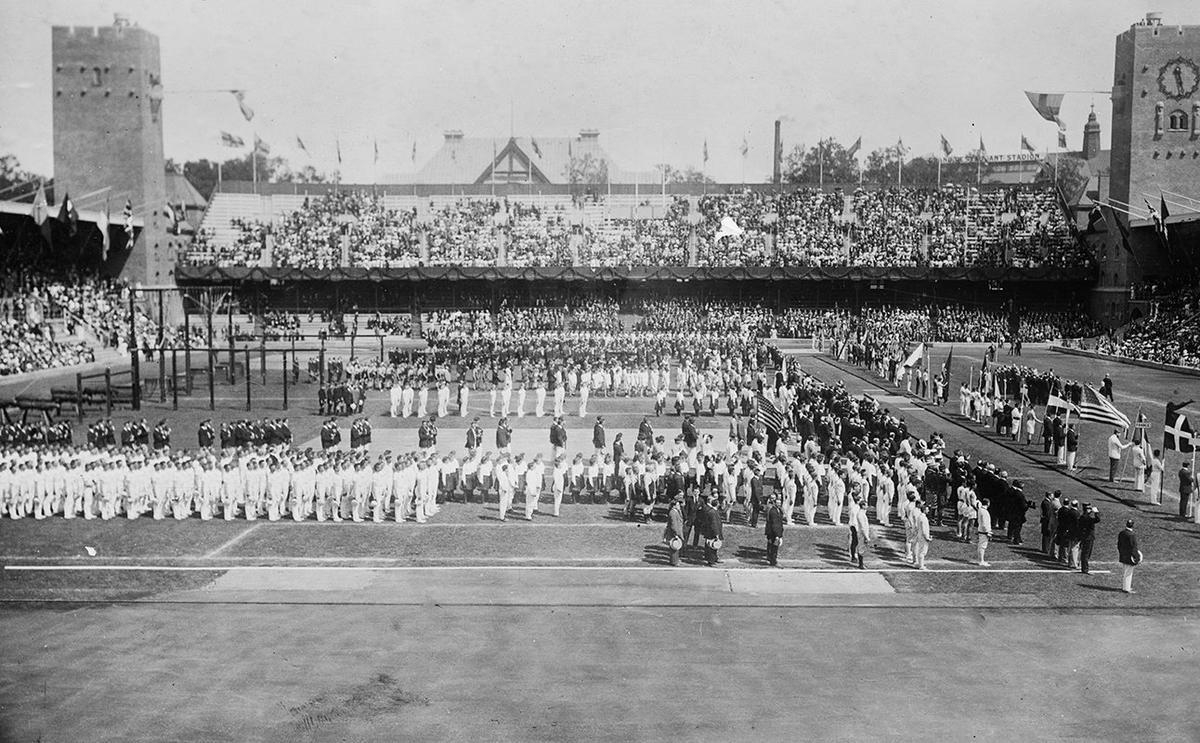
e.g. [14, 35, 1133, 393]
[1024, 91, 1066, 130]
[846, 136, 862, 159]
[1144, 197, 1169, 248]
[411, 141, 417, 164]
[253, 135, 270, 156]
[1076, 384, 1130, 429]
[703, 140, 709, 164]
[230, 90, 254, 122]
[97, 200, 110, 260]
[1046, 392, 1073, 416]
[902, 342, 925, 369]
[1020, 135, 1037, 154]
[530, 137, 542, 158]
[1058, 130, 1067, 149]
[942, 346, 954, 379]
[374, 140, 380, 165]
[1100, 203, 1134, 254]
[30, 182, 49, 226]
[123, 199, 134, 241]
[56, 192, 78, 236]
[220, 131, 245, 148]
[336, 139, 342, 165]
[978, 136, 987, 154]
[740, 138, 749, 158]
[1164, 401, 1195, 452]
[295, 136, 309, 156]
[755, 393, 786, 436]
[715, 216, 744, 240]
[940, 134, 953, 157]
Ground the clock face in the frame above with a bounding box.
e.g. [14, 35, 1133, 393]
[1157, 57, 1200, 101]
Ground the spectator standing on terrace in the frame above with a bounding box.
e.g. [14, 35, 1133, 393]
[1180, 462, 1194, 521]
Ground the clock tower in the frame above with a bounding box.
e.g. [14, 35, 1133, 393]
[1104, 12, 1200, 322]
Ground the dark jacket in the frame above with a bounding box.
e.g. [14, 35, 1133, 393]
[1117, 528, 1140, 565]
[765, 504, 784, 540]
[699, 504, 724, 540]
[1077, 510, 1100, 542]
[592, 423, 605, 449]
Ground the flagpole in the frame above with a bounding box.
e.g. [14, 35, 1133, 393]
[251, 131, 258, 193]
[818, 138, 824, 191]
[937, 156, 942, 190]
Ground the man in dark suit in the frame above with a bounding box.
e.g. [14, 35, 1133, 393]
[1077, 502, 1100, 574]
[465, 417, 484, 452]
[592, 416, 606, 455]
[699, 496, 724, 567]
[637, 416, 654, 447]
[764, 494, 784, 566]
[197, 419, 215, 450]
[747, 465, 764, 528]
[496, 416, 513, 454]
[1117, 519, 1140, 593]
[664, 495, 685, 566]
[549, 417, 567, 458]
[682, 484, 700, 549]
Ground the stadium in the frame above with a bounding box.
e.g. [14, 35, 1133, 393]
[0, 3, 1199, 741]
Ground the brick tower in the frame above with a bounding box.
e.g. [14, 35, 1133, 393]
[52, 15, 180, 289]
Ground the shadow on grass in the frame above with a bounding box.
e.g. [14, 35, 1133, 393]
[814, 541, 850, 566]
[1076, 583, 1126, 593]
[734, 544, 769, 565]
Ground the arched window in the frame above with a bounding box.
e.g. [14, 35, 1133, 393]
[1167, 110, 1188, 131]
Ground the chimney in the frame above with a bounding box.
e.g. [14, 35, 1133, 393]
[1144, 12, 1162, 25]
[578, 129, 600, 140]
[443, 130, 464, 141]
[773, 120, 782, 186]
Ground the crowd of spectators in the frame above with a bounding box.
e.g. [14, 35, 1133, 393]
[1097, 286, 1200, 369]
[190, 185, 1089, 270]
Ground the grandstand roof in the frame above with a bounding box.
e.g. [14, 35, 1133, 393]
[166, 172, 207, 210]
[399, 133, 630, 185]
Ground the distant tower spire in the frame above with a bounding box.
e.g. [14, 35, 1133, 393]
[1082, 104, 1101, 160]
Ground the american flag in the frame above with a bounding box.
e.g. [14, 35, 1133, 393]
[755, 392, 785, 435]
[1076, 384, 1130, 430]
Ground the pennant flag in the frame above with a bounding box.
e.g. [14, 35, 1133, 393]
[703, 139, 709, 164]
[1020, 135, 1037, 154]
[30, 182, 49, 225]
[1087, 205, 1106, 232]
[940, 134, 953, 157]
[220, 131, 245, 148]
[1160, 194, 1170, 221]
[230, 90, 254, 122]
[978, 135, 986, 153]
[715, 216, 744, 240]
[336, 139, 342, 165]
[530, 137, 543, 158]
[253, 135, 270, 155]
[740, 138, 749, 158]
[1100, 203, 1134, 254]
[1058, 130, 1067, 149]
[411, 141, 417, 164]
[1024, 91, 1066, 130]
[97, 200, 110, 260]
[57, 192, 78, 236]
[902, 342, 925, 369]
[123, 199, 134, 241]
[1164, 401, 1195, 453]
[296, 136, 309, 156]
[374, 139, 380, 165]
[755, 392, 786, 436]
[1076, 384, 1130, 429]
[846, 136, 862, 159]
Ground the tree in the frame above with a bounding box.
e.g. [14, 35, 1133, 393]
[1034, 155, 1090, 203]
[564, 152, 609, 186]
[178, 153, 330, 200]
[653, 163, 714, 184]
[782, 138, 857, 185]
[0, 154, 49, 202]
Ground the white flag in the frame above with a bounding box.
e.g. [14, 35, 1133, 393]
[715, 216, 744, 240]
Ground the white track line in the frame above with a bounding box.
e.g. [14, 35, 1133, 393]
[2, 564, 1109, 574]
[201, 523, 262, 558]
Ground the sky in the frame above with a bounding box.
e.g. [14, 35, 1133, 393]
[0, 0, 1196, 183]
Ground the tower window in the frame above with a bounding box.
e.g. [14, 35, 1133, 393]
[1167, 110, 1188, 131]
[91, 67, 102, 86]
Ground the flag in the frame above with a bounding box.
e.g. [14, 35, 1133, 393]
[296, 136, 309, 156]
[1076, 384, 1130, 429]
[703, 140, 709, 164]
[1164, 401, 1195, 453]
[1131, 409, 1148, 444]
[846, 136, 862, 159]
[253, 135, 270, 155]
[164, 202, 179, 233]
[336, 139, 342, 165]
[1101, 203, 1133, 254]
[978, 136, 986, 153]
[411, 141, 417, 164]
[740, 138, 749, 158]
[715, 216, 744, 240]
[942, 346, 954, 380]
[56, 192, 78, 236]
[97, 200, 110, 260]
[756, 392, 785, 435]
[1160, 194, 1170, 221]
[1058, 130, 1067, 149]
[940, 134, 953, 157]
[123, 199, 134, 241]
[902, 342, 925, 369]
[230, 90, 254, 121]
[896, 137, 905, 153]
[374, 140, 380, 165]
[30, 182, 49, 225]
[1046, 392, 1073, 416]
[1143, 197, 1169, 248]
[1024, 91, 1066, 129]
[530, 137, 542, 158]
[220, 131, 245, 148]
[1087, 205, 1106, 232]
[1020, 135, 1037, 154]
